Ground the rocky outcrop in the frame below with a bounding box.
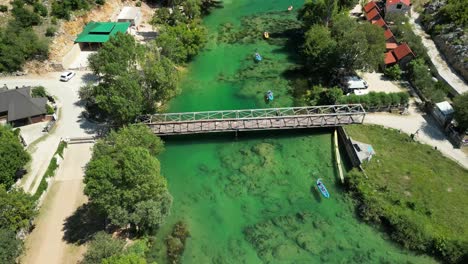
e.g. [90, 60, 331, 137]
[422, 1, 468, 82]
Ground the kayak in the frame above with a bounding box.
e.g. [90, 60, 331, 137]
[254, 53, 262, 62]
[263, 32, 269, 39]
[316, 179, 330, 198]
[266, 90, 274, 101]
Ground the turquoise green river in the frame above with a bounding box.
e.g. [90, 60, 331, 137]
[149, 0, 438, 263]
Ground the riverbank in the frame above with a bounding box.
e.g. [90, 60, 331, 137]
[346, 124, 468, 263]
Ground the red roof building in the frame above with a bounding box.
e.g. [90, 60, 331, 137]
[366, 8, 381, 21]
[384, 29, 393, 39]
[384, 52, 397, 65]
[372, 18, 387, 28]
[363, 1, 379, 13]
[386, 43, 398, 50]
[393, 43, 415, 60]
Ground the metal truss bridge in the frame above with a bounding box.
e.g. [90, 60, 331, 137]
[140, 104, 366, 136]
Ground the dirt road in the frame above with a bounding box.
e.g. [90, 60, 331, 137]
[21, 143, 93, 264]
[409, 9, 468, 95]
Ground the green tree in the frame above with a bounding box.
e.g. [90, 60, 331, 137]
[81, 232, 125, 264]
[11, 0, 42, 27]
[93, 124, 164, 158]
[85, 128, 172, 233]
[93, 73, 144, 125]
[298, 0, 337, 27]
[155, 23, 207, 63]
[332, 16, 385, 71]
[140, 51, 180, 108]
[320, 87, 343, 104]
[453, 92, 468, 130]
[384, 65, 402, 80]
[0, 24, 48, 72]
[0, 186, 36, 231]
[0, 228, 22, 264]
[88, 33, 144, 79]
[302, 25, 336, 79]
[102, 253, 147, 264]
[0, 125, 30, 187]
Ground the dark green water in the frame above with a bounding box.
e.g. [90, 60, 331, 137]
[150, 1, 437, 263]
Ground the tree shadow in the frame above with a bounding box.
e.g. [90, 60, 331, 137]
[81, 73, 99, 84]
[62, 203, 106, 245]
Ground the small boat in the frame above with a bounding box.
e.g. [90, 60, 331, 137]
[288, 5, 293, 11]
[254, 52, 262, 62]
[263, 32, 269, 39]
[316, 178, 330, 198]
[266, 90, 274, 101]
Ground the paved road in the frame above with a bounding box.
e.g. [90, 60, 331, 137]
[21, 143, 93, 264]
[409, 9, 468, 95]
[2, 71, 98, 193]
[364, 100, 468, 169]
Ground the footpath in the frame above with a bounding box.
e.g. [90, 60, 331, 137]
[21, 143, 93, 264]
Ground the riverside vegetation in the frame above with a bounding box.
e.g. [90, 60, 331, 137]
[346, 125, 468, 263]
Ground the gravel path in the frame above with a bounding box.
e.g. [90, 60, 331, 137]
[364, 101, 468, 169]
[21, 143, 93, 264]
[409, 9, 468, 95]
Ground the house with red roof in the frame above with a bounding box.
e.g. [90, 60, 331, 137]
[383, 43, 415, 68]
[384, 29, 397, 43]
[385, 0, 411, 15]
[363, 1, 379, 13]
[386, 43, 398, 51]
[372, 18, 388, 29]
[366, 8, 381, 21]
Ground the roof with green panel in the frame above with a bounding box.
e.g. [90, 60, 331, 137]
[75, 22, 131, 43]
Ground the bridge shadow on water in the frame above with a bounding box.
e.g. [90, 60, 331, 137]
[160, 127, 336, 145]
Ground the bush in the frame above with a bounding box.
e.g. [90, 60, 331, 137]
[384, 64, 402, 80]
[46, 104, 55, 115]
[31, 86, 47, 97]
[33, 3, 48, 17]
[136, 1, 142, 7]
[45, 26, 57, 37]
[95, 0, 105, 5]
[0, 5, 7, 12]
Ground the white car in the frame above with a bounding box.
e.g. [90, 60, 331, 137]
[60, 71, 76, 82]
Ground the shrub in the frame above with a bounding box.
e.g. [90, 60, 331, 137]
[46, 104, 55, 115]
[136, 1, 142, 7]
[33, 3, 48, 17]
[45, 26, 57, 37]
[384, 64, 402, 80]
[31, 86, 47, 97]
[0, 5, 7, 12]
[95, 0, 105, 5]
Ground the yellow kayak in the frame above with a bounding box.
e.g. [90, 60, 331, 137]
[263, 32, 269, 39]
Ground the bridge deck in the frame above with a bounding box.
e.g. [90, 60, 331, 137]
[141, 105, 366, 136]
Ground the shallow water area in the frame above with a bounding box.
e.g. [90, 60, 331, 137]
[149, 0, 438, 263]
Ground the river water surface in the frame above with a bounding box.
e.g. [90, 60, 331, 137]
[149, 0, 437, 263]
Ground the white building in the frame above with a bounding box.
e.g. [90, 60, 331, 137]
[117, 7, 142, 27]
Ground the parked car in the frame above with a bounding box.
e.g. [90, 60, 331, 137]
[60, 71, 76, 82]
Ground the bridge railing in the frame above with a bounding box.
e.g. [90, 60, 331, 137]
[140, 104, 366, 124]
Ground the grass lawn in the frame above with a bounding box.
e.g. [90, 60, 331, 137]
[345, 124, 468, 263]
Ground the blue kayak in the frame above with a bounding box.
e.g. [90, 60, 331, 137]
[266, 90, 274, 101]
[317, 179, 330, 198]
[255, 52, 262, 62]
